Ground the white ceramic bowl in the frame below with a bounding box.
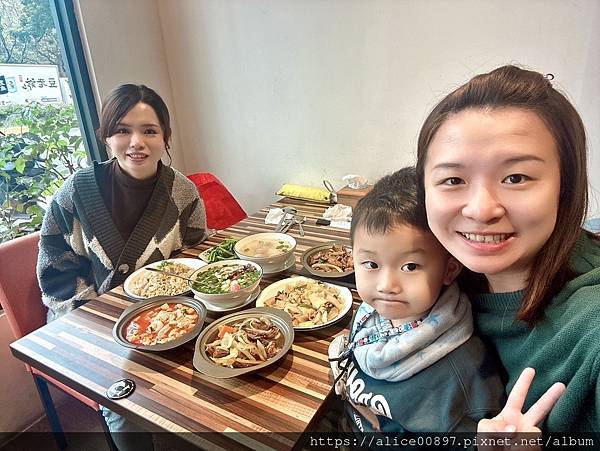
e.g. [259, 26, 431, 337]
[234, 232, 297, 273]
[189, 259, 263, 309]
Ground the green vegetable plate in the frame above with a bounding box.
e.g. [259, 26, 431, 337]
[199, 238, 239, 263]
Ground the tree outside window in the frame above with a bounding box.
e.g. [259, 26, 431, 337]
[0, 0, 87, 243]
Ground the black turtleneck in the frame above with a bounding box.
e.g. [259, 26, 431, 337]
[95, 158, 160, 241]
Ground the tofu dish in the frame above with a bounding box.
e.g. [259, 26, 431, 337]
[125, 302, 199, 346]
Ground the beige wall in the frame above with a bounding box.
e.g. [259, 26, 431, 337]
[79, 0, 600, 217]
[0, 313, 43, 433]
[76, 0, 186, 170]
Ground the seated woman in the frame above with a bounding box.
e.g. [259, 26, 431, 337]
[37, 84, 207, 450]
[38, 83, 206, 319]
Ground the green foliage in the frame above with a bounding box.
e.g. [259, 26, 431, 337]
[0, 102, 87, 242]
[0, 0, 62, 72]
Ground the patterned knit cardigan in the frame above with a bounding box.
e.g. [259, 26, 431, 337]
[37, 161, 207, 316]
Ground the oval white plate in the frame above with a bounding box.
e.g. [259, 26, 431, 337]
[256, 276, 353, 330]
[123, 258, 207, 300]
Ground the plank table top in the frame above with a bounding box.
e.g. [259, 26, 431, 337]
[10, 199, 360, 451]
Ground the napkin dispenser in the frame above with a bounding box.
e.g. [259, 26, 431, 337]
[336, 185, 373, 209]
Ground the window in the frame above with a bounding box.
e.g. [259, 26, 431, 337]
[0, 0, 102, 243]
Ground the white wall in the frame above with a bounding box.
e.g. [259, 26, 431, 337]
[80, 0, 600, 217]
[76, 0, 186, 170]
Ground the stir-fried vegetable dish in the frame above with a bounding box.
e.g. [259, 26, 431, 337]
[129, 261, 195, 298]
[263, 279, 345, 327]
[125, 303, 199, 345]
[205, 317, 282, 368]
[193, 263, 260, 294]
[204, 238, 238, 262]
[307, 244, 353, 273]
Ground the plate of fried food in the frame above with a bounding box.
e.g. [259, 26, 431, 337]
[301, 241, 354, 278]
[113, 296, 207, 351]
[123, 258, 207, 300]
[256, 276, 353, 330]
[192, 307, 294, 378]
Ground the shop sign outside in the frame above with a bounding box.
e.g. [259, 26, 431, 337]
[0, 64, 71, 106]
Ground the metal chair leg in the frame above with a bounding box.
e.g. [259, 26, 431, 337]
[97, 410, 119, 451]
[32, 374, 67, 450]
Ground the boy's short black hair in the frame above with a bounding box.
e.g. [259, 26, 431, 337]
[350, 166, 429, 242]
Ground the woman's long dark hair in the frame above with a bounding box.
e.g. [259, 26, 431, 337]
[97, 84, 172, 162]
[416, 65, 588, 325]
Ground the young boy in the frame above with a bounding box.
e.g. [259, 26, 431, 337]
[329, 166, 504, 433]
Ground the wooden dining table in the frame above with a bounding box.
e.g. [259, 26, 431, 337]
[10, 198, 360, 451]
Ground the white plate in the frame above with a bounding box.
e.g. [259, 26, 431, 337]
[262, 253, 296, 275]
[194, 285, 261, 313]
[256, 276, 353, 330]
[123, 258, 207, 300]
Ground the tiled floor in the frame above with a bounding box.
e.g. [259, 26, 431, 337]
[0, 396, 201, 451]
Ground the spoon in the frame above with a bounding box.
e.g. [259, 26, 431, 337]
[145, 267, 197, 284]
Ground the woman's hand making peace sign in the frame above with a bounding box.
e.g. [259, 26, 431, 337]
[478, 367, 565, 451]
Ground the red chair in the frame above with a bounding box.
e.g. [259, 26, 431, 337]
[0, 232, 116, 450]
[187, 172, 247, 230]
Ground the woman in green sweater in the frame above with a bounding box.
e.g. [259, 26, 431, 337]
[415, 65, 600, 433]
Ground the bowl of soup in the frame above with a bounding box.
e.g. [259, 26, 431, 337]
[234, 232, 297, 273]
[189, 259, 263, 309]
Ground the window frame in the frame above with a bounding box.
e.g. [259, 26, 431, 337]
[49, 0, 106, 162]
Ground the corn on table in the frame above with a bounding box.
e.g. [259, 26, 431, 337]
[9, 198, 360, 451]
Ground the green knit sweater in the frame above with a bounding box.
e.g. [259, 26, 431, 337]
[472, 232, 600, 432]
